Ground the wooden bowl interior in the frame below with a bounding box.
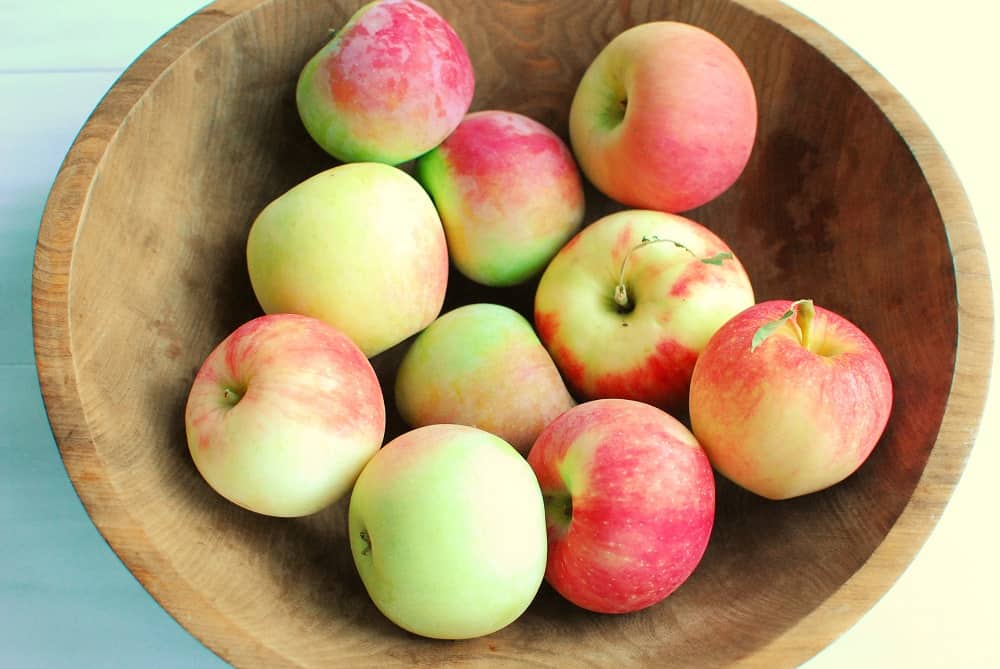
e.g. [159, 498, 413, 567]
[49, 0, 960, 666]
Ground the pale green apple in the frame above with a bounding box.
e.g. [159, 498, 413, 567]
[395, 303, 575, 454]
[246, 162, 448, 357]
[348, 424, 547, 639]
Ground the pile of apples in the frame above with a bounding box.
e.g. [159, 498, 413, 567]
[184, 0, 893, 641]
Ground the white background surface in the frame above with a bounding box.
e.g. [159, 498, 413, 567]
[0, 1, 996, 667]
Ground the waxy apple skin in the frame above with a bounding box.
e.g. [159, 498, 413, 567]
[534, 209, 754, 414]
[348, 424, 547, 639]
[689, 300, 893, 500]
[416, 110, 586, 286]
[569, 21, 757, 213]
[395, 303, 575, 454]
[296, 0, 474, 164]
[185, 314, 385, 517]
[246, 162, 449, 358]
[527, 399, 715, 614]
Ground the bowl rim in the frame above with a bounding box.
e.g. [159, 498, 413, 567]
[31, 0, 993, 666]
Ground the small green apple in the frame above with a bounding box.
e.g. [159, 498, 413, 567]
[348, 424, 547, 639]
[395, 303, 575, 454]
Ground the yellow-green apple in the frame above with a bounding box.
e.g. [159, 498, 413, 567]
[534, 209, 754, 414]
[415, 110, 586, 286]
[185, 314, 385, 517]
[689, 299, 893, 500]
[349, 424, 547, 639]
[246, 162, 448, 357]
[394, 303, 575, 454]
[527, 398, 715, 614]
[296, 0, 474, 164]
[569, 21, 757, 213]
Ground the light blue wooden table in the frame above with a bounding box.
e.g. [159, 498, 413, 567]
[2, 2, 997, 667]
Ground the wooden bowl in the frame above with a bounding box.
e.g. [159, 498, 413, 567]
[33, 0, 992, 666]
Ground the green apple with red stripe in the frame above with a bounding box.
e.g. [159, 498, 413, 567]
[395, 303, 575, 454]
[534, 209, 754, 414]
[246, 162, 449, 358]
[689, 299, 893, 499]
[569, 21, 757, 213]
[416, 110, 585, 286]
[185, 313, 385, 517]
[527, 398, 715, 613]
[296, 0, 474, 164]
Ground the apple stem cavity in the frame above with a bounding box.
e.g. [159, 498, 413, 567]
[613, 235, 733, 312]
[751, 299, 815, 352]
[543, 492, 573, 537]
[221, 386, 243, 407]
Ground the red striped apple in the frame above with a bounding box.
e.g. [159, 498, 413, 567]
[569, 21, 757, 213]
[534, 209, 754, 414]
[246, 162, 448, 357]
[394, 303, 575, 454]
[349, 424, 547, 639]
[416, 110, 585, 286]
[689, 299, 893, 500]
[185, 314, 385, 517]
[527, 398, 715, 614]
[296, 0, 474, 164]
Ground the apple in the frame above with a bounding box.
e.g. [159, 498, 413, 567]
[246, 162, 448, 358]
[689, 299, 893, 500]
[569, 21, 757, 213]
[296, 0, 474, 164]
[415, 110, 586, 286]
[185, 313, 385, 517]
[394, 303, 575, 454]
[534, 209, 754, 414]
[527, 398, 715, 614]
[349, 424, 547, 639]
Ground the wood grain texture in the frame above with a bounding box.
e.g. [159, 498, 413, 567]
[31, 0, 992, 667]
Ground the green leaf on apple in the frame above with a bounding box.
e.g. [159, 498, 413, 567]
[751, 299, 814, 352]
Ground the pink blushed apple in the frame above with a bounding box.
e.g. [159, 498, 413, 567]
[416, 110, 585, 286]
[689, 300, 893, 500]
[569, 21, 757, 213]
[534, 209, 754, 414]
[527, 399, 715, 614]
[185, 314, 385, 517]
[394, 303, 575, 454]
[296, 0, 474, 164]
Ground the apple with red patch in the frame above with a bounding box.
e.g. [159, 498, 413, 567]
[569, 21, 757, 213]
[534, 209, 754, 414]
[527, 398, 715, 614]
[185, 314, 385, 517]
[296, 0, 474, 164]
[689, 299, 893, 500]
[416, 110, 585, 286]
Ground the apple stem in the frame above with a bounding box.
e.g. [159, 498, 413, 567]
[222, 387, 242, 406]
[750, 299, 815, 351]
[613, 235, 733, 311]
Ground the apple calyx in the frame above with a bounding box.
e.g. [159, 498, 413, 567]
[613, 235, 734, 312]
[359, 529, 372, 557]
[543, 492, 573, 537]
[751, 299, 815, 352]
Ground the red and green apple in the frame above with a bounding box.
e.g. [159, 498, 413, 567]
[296, 0, 474, 164]
[527, 398, 715, 614]
[569, 21, 757, 213]
[416, 110, 586, 286]
[689, 299, 893, 499]
[185, 314, 385, 517]
[534, 209, 754, 414]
